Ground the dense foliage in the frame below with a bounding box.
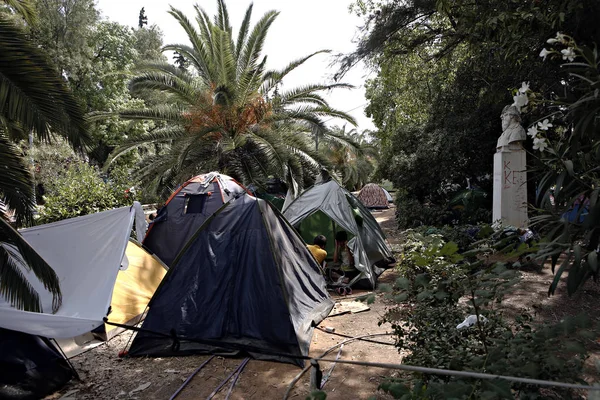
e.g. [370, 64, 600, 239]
[320, 126, 377, 191]
[37, 162, 135, 224]
[29, 0, 165, 164]
[0, 0, 92, 312]
[347, 0, 600, 228]
[97, 0, 360, 197]
[519, 36, 600, 296]
[374, 228, 595, 399]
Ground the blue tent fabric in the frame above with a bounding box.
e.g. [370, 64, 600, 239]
[0, 328, 73, 399]
[143, 173, 248, 266]
[129, 195, 333, 367]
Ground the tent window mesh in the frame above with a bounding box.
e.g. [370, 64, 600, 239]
[184, 195, 208, 214]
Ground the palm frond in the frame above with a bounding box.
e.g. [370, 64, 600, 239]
[287, 105, 358, 126]
[117, 104, 187, 123]
[237, 56, 267, 106]
[215, 0, 232, 36]
[0, 133, 34, 224]
[235, 4, 253, 62]
[129, 69, 200, 105]
[106, 125, 187, 164]
[237, 10, 279, 80]
[2, 0, 37, 25]
[277, 91, 329, 107]
[134, 61, 198, 86]
[277, 83, 354, 106]
[167, 7, 214, 80]
[262, 50, 331, 92]
[0, 218, 61, 312]
[193, 5, 216, 62]
[269, 109, 327, 131]
[245, 131, 286, 177]
[211, 26, 237, 89]
[321, 129, 363, 155]
[0, 18, 90, 149]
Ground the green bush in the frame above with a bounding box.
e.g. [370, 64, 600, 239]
[38, 162, 136, 223]
[378, 229, 594, 399]
[396, 194, 453, 229]
[395, 191, 491, 229]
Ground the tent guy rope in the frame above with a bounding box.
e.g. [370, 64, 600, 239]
[103, 319, 600, 397]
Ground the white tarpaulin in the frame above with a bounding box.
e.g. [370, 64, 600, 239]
[0, 203, 144, 338]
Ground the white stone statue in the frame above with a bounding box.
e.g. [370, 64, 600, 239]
[497, 105, 526, 150]
[493, 104, 528, 228]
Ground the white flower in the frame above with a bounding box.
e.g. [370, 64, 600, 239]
[561, 47, 576, 62]
[538, 119, 553, 130]
[547, 38, 559, 44]
[539, 48, 551, 60]
[527, 126, 539, 138]
[556, 32, 568, 43]
[519, 81, 530, 93]
[533, 137, 548, 152]
[513, 93, 529, 109]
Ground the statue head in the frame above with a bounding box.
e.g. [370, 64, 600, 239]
[501, 105, 521, 131]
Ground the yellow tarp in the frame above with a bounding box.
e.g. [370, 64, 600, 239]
[105, 240, 167, 334]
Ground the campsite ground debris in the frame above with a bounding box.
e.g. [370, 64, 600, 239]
[45, 205, 600, 399]
[46, 281, 402, 399]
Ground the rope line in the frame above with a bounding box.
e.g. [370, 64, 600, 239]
[283, 333, 394, 399]
[308, 358, 600, 391]
[169, 355, 215, 400]
[315, 326, 396, 346]
[103, 319, 600, 393]
[225, 358, 250, 400]
[206, 358, 249, 400]
[320, 344, 343, 388]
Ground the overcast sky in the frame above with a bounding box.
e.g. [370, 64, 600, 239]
[95, 0, 376, 131]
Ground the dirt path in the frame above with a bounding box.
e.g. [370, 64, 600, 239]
[48, 206, 402, 400]
[48, 204, 600, 399]
[48, 290, 401, 400]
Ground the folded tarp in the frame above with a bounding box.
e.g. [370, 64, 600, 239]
[0, 203, 145, 338]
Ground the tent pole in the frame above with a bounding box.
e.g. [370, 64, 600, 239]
[51, 338, 81, 381]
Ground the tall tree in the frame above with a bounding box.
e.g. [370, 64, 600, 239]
[138, 6, 147, 29]
[30, 0, 164, 164]
[99, 0, 357, 196]
[321, 126, 376, 191]
[346, 0, 600, 227]
[0, 3, 90, 312]
[173, 51, 187, 70]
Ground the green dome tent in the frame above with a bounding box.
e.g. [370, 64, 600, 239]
[283, 180, 395, 288]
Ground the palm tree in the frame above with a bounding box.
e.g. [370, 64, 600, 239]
[322, 126, 376, 191]
[0, 4, 90, 312]
[97, 0, 356, 195]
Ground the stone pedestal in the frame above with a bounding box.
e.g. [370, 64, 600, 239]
[493, 146, 528, 227]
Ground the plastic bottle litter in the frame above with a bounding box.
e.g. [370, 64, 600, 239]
[457, 314, 488, 330]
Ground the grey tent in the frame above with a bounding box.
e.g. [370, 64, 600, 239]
[283, 180, 395, 288]
[143, 172, 250, 266]
[382, 188, 393, 203]
[128, 194, 333, 367]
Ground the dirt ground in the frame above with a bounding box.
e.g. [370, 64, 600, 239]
[48, 207, 404, 400]
[48, 204, 600, 400]
[48, 290, 403, 400]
